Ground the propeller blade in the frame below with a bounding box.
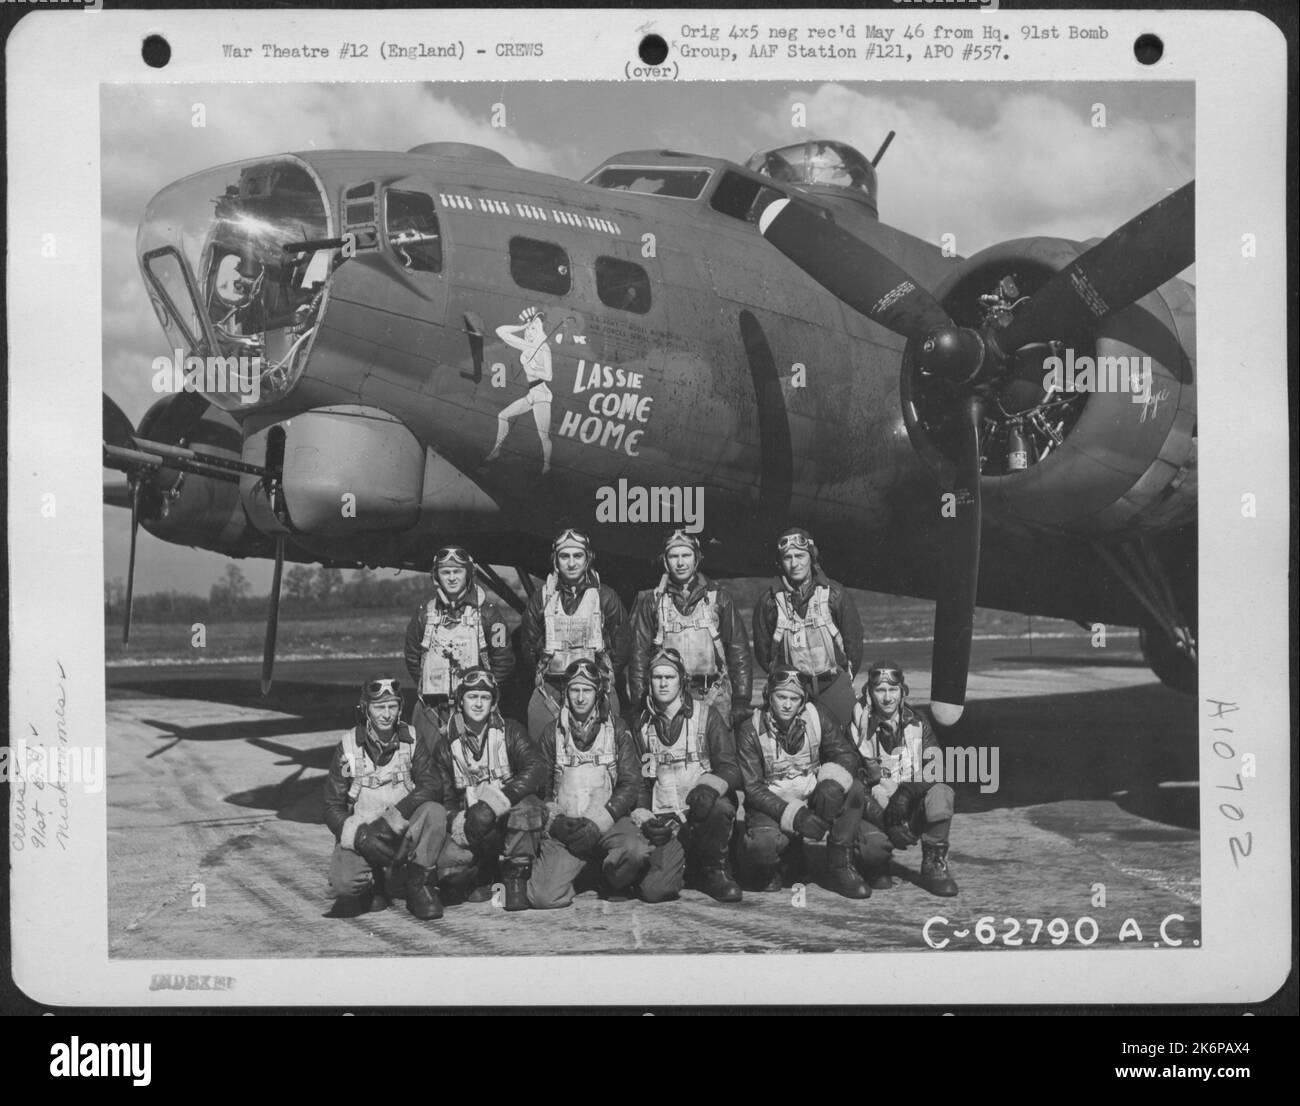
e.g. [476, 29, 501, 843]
[123, 482, 141, 645]
[930, 395, 985, 727]
[261, 536, 285, 695]
[997, 181, 1195, 353]
[759, 197, 954, 340]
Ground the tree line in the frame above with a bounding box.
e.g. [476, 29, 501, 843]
[104, 565, 440, 623]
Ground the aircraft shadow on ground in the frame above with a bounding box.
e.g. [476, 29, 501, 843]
[956, 682, 1198, 830]
[112, 670, 1199, 832]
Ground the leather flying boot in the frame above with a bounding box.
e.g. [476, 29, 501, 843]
[369, 868, 392, 911]
[920, 841, 959, 897]
[697, 859, 743, 903]
[822, 844, 871, 899]
[501, 857, 532, 912]
[752, 865, 783, 892]
[405, 864, 444, 920]
[860, 859, 893, 890]
[329, 893, 374, 918]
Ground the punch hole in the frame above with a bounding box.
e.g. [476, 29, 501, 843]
[638, 34, 668, 66]
[1133, 33, 1163, 65]
[142, 34, 172, 69]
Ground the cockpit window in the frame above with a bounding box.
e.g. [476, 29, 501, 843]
[509, 237, 570, 296]
[587, 165, 713, 201]
[595, 257, 651, 314]
[385, 190, 442, 272]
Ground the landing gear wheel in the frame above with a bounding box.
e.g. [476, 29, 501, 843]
[1140, 624, 1197, 694]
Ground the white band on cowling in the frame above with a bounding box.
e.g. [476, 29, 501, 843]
[931, 701, 964, 727]
[757, 197, 791, 236]
[477, 783, 511, 818]
[780, 799, 807, 835]
[587, 805, 615, 835]
[340, 814, 364, 851]
[697, 773, 729, 795]
[816, 762, 854, 792]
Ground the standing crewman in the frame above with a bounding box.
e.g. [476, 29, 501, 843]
[735, 666, 871, 899]
[627, 530, 752, 731]
[322, 676, 448, 921]
[521, 528, 628, 742]
[849, 660, 959, 897]
[628, 647, 744, 903]
[527, 660, 649, 909]
[429, 667, 547, 911]
[753, 527, 863, 726]
[405, 545, 515, 752]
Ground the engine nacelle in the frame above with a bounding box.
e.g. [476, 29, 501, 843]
[239, 405, 503, 539]
[901, 236, 1196, 538]
[135, 396, 264, 553]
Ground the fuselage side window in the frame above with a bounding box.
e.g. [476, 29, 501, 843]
[385, 190, 442, 272]
[595, 256, 652, 314]
[343, 182, 379, 251]
[509, 236, 571, 296]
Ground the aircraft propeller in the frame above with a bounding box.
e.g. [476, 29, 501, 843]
[262, 535, 285, 695]
[759, 182, 1194, 724]
[104, 390, 285, 689]
[104, 395, 143, 643]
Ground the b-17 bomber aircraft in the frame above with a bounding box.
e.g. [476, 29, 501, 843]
[103, 135, 1196, 721]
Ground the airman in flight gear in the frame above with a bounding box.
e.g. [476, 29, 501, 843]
[753, 527, 864, 727]
[628, 647, 744, 903]
[430, 668, 548, 912]
[521, 528, 628, 742]
[527, 659, 648, 909]
[322, 676, 447, 920]
[735, 666, 871, 899]
[850, 660, 959, 897]
[627, 530, 753, 732]
[404, 545, 515, 752]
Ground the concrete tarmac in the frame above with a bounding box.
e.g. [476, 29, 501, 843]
[106, 632, 1199, 959]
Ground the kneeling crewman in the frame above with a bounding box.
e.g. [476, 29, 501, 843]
[628, 647, 743, 903]
[735, 666, 871, 898]
[849, 660, 959, 897]
[322, 676, 447, 920]
[431, 667, 547, 912]
[528, 660, 648, 909]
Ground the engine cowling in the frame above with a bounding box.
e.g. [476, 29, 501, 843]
[901, 236, 1196, 538]
[134, 395, 267, 554]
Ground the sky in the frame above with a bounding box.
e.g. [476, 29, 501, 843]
[101, 80, 1194, 595]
